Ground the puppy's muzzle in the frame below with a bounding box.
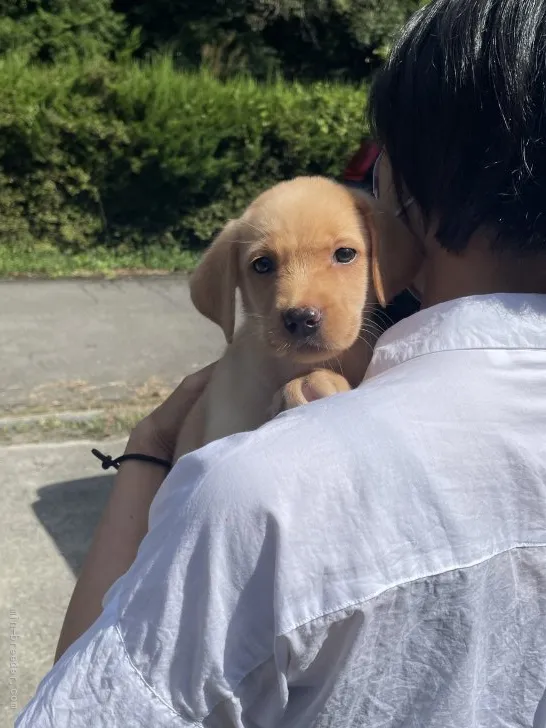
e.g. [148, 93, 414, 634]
[282, 307, 322, 339]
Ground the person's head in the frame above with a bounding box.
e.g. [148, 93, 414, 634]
[369, 0, 546, 305]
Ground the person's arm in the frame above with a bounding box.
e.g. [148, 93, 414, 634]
[17, 413, 286, 728]
[54, 363, 216, 662]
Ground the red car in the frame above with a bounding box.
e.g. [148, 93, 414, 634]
[342, 138, 381, 192]
[342, 138, 421, 322]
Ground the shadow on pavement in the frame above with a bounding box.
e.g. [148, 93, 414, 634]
[32, 475, 114, 576]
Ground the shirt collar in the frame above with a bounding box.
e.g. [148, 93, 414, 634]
[365, 293, 546, 381]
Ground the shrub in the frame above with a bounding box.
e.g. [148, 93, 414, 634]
[0, 53, 368, 255]
[0, 0, 126, 62]
[113, 0, 424, 81]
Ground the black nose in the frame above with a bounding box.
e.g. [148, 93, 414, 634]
[282, 307, 322, 337]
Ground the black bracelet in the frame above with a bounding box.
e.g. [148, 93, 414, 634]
[91, 448, 172, 472]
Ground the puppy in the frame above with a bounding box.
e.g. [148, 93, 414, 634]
[176, 176, 420, 458]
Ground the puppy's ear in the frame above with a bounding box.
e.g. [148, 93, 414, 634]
[355, 192, 424, 308]
[190, 219, 241, 343]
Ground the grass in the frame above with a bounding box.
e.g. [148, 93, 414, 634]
[0, 406, 149, 445]
[0, 379, 174, 444]
[0, 242, 199, 278]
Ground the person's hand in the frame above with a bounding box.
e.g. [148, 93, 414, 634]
[128, 362, 217, 463]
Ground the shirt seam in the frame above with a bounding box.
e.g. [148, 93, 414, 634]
[112, 428, 274, 726]
[117, 433, 281, 724]
[279, 541, 546, 636]
[203, 542, 546, 722]
[111, 543, 546, 724]
[114, 622, 204, 727]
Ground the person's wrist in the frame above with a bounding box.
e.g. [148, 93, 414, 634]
[116, 425, 172, 497]
[126, 419, 173, 464]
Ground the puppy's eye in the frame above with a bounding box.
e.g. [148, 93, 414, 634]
[252, 256, 275, 274]
[334, 247, 357, 264]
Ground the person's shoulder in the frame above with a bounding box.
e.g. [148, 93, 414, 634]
[149, 358, 443, 554]
[144, 386, 433, 634]
[155, 378, 418, 521]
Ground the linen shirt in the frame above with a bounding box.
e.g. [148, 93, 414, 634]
[17, 293, 546, 727]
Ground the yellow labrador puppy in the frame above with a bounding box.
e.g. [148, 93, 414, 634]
[176, 176, 420, 458]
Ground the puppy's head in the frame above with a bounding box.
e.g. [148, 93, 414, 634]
[190, 177, 421, 363]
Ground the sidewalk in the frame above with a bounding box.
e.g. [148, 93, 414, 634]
[1, 438, 123, 724]
[0, 276, 225, 724]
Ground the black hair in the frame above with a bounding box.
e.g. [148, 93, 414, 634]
[369, 0, 546, 255]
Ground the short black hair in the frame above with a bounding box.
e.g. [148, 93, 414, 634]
[369, 0, 546, 255]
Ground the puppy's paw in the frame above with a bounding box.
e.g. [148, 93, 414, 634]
[269, 369, 351, 417]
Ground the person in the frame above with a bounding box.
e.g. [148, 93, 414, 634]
[17, 0, 546, 725]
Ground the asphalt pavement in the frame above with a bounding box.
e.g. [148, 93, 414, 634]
[0, 276, 225, 724]
[1, 276, 224, 415]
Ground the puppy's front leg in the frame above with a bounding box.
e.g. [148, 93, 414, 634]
[269, 369, 351, 417]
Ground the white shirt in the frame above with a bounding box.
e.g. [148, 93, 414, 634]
[17, 294, 546, 728]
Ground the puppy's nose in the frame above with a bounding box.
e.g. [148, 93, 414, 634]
[282, 307, 322, 337]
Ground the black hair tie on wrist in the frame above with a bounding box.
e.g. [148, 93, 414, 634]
[91, 448, 172, 471]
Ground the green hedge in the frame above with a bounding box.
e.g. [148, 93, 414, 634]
[0, 53, 368, 258]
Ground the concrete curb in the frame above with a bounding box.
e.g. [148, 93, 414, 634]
[0, 409, 104, 428]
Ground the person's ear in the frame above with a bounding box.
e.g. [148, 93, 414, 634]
[190, 219, 241, 343]
[353, 191, 424, 307]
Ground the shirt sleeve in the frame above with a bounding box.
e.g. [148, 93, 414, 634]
[15, 607, 190, 728]
[16, 428, 287, 727]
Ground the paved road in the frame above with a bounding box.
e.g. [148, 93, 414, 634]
[0, 277, 226, 724]
[1, 276, 225, 414]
